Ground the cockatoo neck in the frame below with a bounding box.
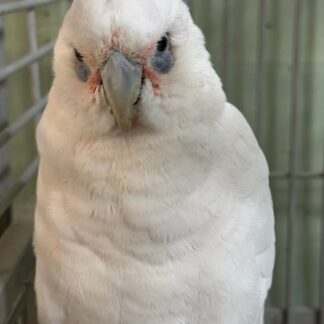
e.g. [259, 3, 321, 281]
[61, 117, 219, 264]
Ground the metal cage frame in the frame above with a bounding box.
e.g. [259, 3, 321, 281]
[0, 0, 323, 323]
[0, 1, 70, 323]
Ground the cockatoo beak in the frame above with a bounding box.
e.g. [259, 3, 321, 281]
[101, 51, 143, 130]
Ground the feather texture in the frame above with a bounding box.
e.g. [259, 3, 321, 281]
[34, 0, 275, 323]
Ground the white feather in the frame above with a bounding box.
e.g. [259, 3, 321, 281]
[34, 0, 275, 323]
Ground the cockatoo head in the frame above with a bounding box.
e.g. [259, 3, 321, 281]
[53, 0, 225, 134]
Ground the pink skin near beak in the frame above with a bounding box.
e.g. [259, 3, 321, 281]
[86, 38, 162, 97]
[77, 33, 162, 130]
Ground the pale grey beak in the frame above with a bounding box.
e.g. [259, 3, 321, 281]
[101, 52, 143, 130]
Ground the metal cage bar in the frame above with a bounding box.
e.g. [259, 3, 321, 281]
[221, 0, 229, 91]
[0, 158, 39, 218]
[0, 220, 35, 324]
[0, 14, 11, 237]
[320, 149, 324, 324]
[0, 96, 47, 147]
[4, 282, 33, 324]
[27, 9, 42, 106]
[271, 171, 324, 180]
[0, 41, 54, 83]
[255, 0, 267, 138]
[0, 1, 71, 319]
[0, 0, 64, 16]
[286, 0, 303, 321]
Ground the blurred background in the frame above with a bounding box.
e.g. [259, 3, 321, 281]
[0, 0, 323, 323]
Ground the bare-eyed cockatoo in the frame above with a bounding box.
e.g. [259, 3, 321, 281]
[34, 0, 275, 323]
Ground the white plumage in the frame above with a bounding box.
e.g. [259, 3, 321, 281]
[34, 0, 275, 323]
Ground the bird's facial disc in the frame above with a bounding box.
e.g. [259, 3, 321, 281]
[101, 52, 143, 130]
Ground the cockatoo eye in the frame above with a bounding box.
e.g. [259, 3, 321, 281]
[151, 34, 174, 74]
[74, 49, 84, 62]
[157, 36, 168, 52]
[74, 48, 90, 82]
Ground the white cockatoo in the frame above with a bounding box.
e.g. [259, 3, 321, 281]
[34, 0, 275, 323]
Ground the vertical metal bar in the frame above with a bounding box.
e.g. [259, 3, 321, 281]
[27, 9, 42, 106]
[320, 148, 324, 324]
[21, 307, 28, 324]
[0, 15, 11, 236]
[4, 282, 33, 324]
[286, 0, 303, 322]
[222, 0, 229, 91]
[255, 0, 267, 139]
[0, 0, 65, 16]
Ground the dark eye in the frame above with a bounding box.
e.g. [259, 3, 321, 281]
[74, 49, 90, 82]
[151, 35, 174, 74]
[74, 48, 84, 62]
[157, 36, 168, 52]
